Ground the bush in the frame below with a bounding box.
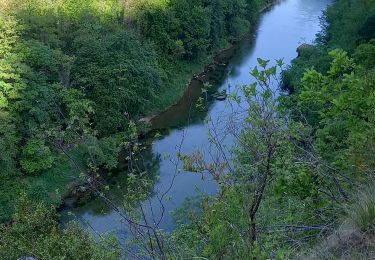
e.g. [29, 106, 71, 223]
[0, 194, 120, 260]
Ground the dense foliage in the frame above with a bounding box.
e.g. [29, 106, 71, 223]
[0, 195, 120, 259]
[0, 0, 271, 222]
[3, 0, 374, 258]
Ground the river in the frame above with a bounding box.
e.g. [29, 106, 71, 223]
[61, 0, 333, 243]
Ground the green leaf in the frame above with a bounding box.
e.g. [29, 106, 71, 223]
[257, 58, 270, 68]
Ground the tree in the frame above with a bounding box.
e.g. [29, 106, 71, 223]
[177, 59, 300, 257]
[234, 59, 289, 245]
[0, 194, 120, 260]
[20, 138, 54, 174]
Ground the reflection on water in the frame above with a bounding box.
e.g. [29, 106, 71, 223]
[150, 34, 258, 129]
[61, 0, 333, 240]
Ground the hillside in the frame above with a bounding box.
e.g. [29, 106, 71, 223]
[1, 0, 375, 259]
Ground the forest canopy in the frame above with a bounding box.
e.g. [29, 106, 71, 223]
[0, 0, 272, 222]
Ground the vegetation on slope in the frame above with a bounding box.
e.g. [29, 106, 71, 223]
[0, 0, 271, 222]
[304, 188, 375, 259]
[0, 195, 120, 259]
[2, 0, 374, 258]
[169, 0, 375, 258]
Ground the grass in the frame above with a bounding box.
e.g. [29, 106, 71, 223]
[0, 177, 24, 222]
[148, 54, 213, 114]
[25, 146, 88, 205]
[301, 187, 375, 259]
[347, 190, 375, 235]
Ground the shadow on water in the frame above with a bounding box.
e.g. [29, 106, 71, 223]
[70, 148, 162, 216]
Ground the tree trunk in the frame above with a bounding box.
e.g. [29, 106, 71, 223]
[250, 215, 257, 245]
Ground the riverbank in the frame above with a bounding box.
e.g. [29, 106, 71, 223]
[58, 1, 280, 211]
[59, 41, 242, 209]
[142, 1, 279, 127]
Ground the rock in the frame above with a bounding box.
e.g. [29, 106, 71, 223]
[215, 94, 227, 101]
[138, 117, 151, 124]
[78, 186, 87, 192]
[213, 90, 228, 101]
[297, 43, 314, 57]
[138, 115, 156, 126]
